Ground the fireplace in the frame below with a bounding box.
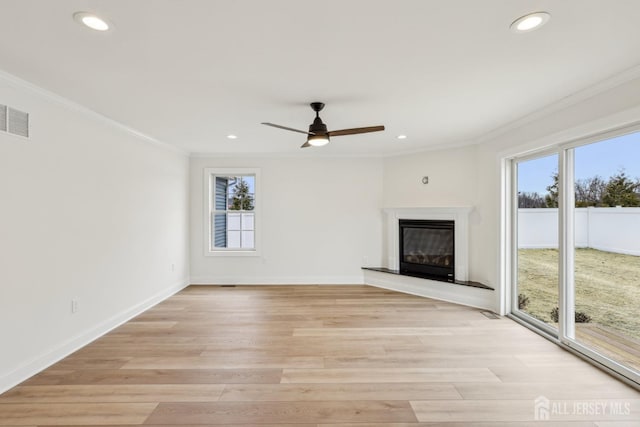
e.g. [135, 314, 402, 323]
[399, 219, 455, 282]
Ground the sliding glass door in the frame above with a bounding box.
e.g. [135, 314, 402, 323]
[569, 133, 640, 377]
[510, 128, 640, 384]
[514, 153, 560, 333]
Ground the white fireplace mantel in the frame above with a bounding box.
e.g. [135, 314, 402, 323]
[383, 207, 473, 281]
[366, 206, 494, 311]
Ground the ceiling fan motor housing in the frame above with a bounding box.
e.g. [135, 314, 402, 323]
[309, 117, 328, 135]
[309, 102, 328, 136]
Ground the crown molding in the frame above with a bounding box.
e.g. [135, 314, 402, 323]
[0, 69, 188, 156]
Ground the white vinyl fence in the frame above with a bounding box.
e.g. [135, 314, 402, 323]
[518, 207, 640, 256]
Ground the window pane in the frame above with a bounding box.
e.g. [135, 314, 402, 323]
[227, 230, 241, 248]
[213, 213, 227, 248]
[572, 133, 640, 373]
[241, 231, 255, 249]
[516, 154, 559, 330]
[227, 213, 241, 230]
[227, 175, 255, 211]
[242, 213, 254, 230]
[214, 177, 228, 210]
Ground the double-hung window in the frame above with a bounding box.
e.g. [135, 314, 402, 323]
[205, 168, 260, 256]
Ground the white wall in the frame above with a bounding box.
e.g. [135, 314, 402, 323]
[383, 145, 479, 209]
[190, 156, 384, 284]
[518, 207, 640, 256]
[0, 73, 190, 392]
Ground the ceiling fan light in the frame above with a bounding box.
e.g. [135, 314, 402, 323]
[307, 135, 330, 147]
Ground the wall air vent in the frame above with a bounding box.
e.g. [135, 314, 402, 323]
[0, 104, 7, 132]
[8, 107, 29, 138]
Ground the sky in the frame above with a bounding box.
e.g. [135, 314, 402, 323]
[518, 131, 640, 194]
[227, 175, 256, 194]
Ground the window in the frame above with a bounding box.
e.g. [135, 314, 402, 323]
[205, 168, 260, 256]
[506, 127, 640, 385]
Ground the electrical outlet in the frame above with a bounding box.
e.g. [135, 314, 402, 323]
[71, 299, 78, 314]
[362, 256, 369, 266]
[171, 263, 175, 272]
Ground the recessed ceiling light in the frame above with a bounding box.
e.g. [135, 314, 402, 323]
[227, 134, 238, 140]
[73, 12, 112, 32]
[510, 12, 550, 33]
[397, 135, 408, 140]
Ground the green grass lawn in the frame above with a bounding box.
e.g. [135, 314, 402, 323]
[518, 248, 640, 340]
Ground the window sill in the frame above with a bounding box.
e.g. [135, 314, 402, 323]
[205, 249, 261, 257]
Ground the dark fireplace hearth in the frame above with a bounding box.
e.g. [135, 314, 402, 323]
[399, 219, 455, 282]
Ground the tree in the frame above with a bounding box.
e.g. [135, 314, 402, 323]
[575, 176, 607, 207]
[545, 172, 558, 208]
[230, 178, 254, 210]
[602, 171, 640, 207]
[518, 192, 546, 208]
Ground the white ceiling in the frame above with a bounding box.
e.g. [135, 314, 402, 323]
[2, 0, 640, 155]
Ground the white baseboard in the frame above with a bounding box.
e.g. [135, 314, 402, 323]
[363, 270, 496, 311]
[189, 276, 364, 285]
[0, 278, 190, 394]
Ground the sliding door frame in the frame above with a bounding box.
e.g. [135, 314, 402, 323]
[505, 124, 640, 387]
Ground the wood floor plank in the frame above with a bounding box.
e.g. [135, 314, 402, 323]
[219, 383, 462, 401]
[0, 384, 225, 403]
[0, 403, 156, 425]
[115, 321, 178, 331]
[50, 357, 132, 370]
[410, 400, 640, 423]
[324, 354, 525, 369]
[121, 355, 324, 369]
[454, 381, 640, 400]
[489, 365, 617, 383]
[281, 368, 501, 383]
[106, 326, 296, 337]
[94, 335, 419, 348]
[596, 422, 640, 427]
[293, 327, 453, 337]
[144, 401, 417, 424]
[37, 425, 316, 427]
[71, 345, 207, 358]
[318, 423, 599, 427]
[200, 343, 387, 357]
[23, 368, 282, 385]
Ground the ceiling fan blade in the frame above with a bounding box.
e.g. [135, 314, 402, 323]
[262, 122, 312, 135]
[300, 141, 312, 148]
[327, 125, 385, 137]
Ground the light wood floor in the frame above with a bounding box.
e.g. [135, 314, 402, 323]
[1, 285, 639, 426]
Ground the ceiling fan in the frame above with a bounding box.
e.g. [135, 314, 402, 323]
[262, 102, 385, 148]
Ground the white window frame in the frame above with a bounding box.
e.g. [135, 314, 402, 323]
[204, 167, 261, 257]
